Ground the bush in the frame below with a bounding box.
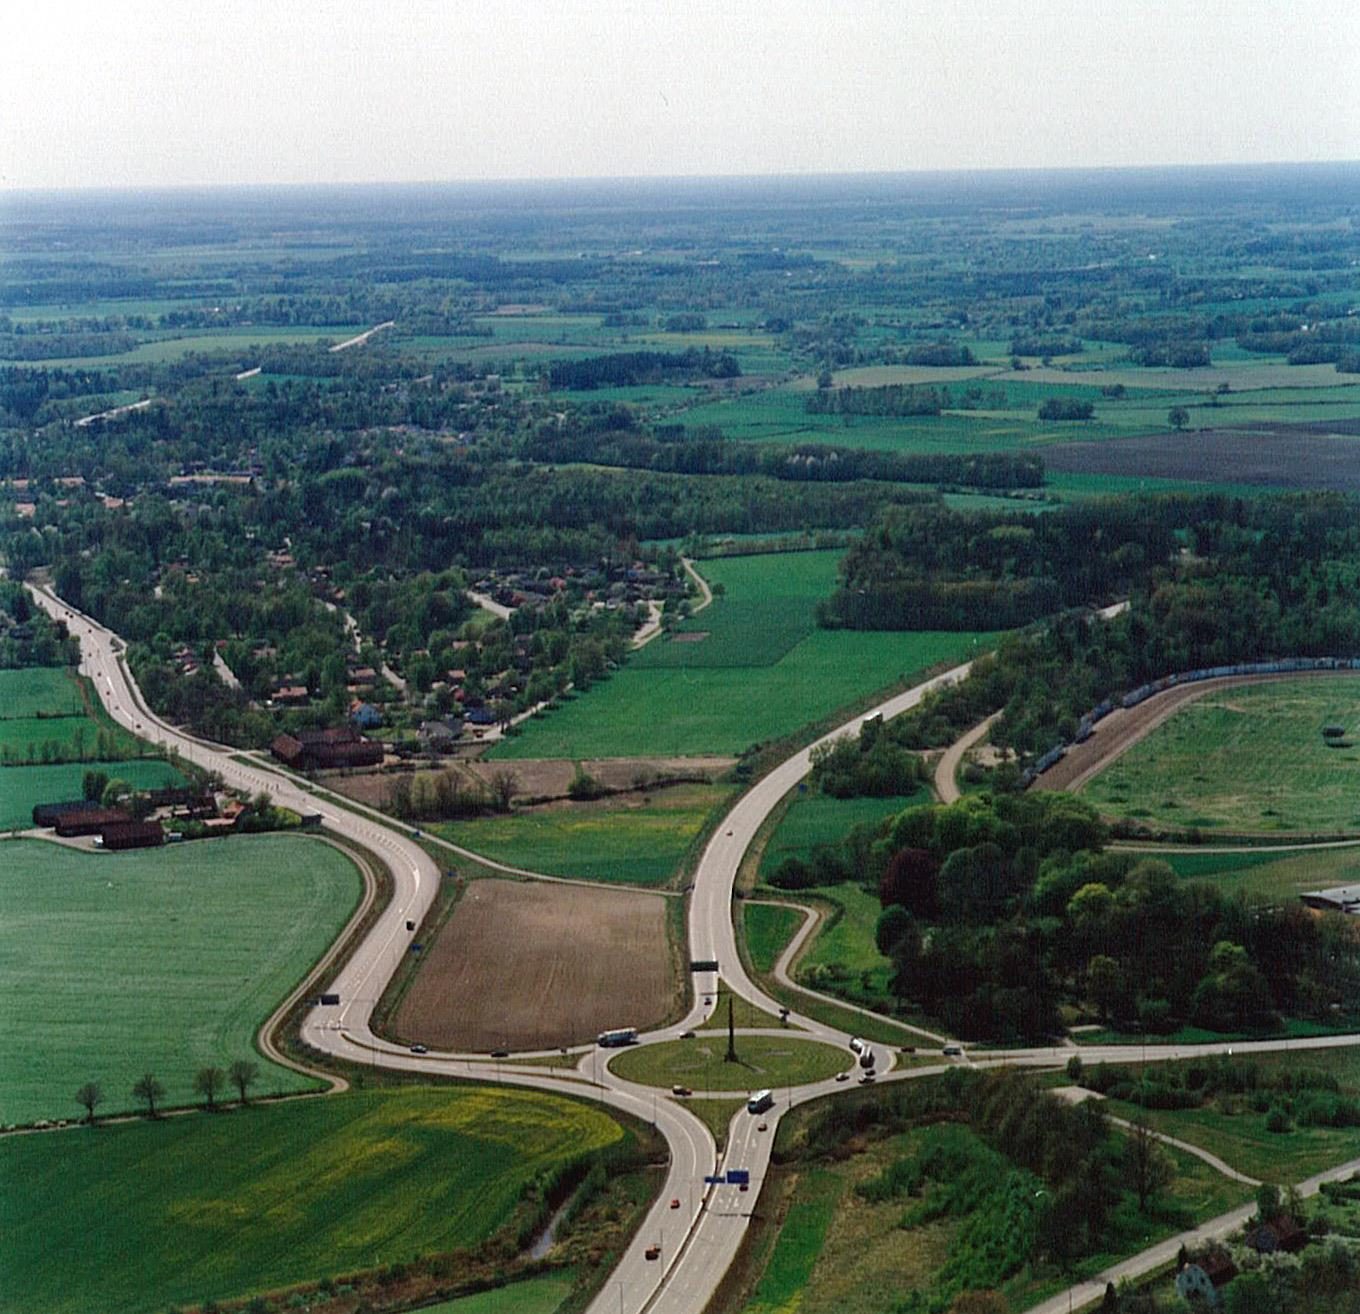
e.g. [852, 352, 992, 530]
[1266, 1106, 1292, 1133]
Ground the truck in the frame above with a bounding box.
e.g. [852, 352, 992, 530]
[597, 1027, 638, 1048]
[747, 1089, 774, 1115]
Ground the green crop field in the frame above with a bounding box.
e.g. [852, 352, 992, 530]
[1083, 677, 1360, 833]
[608, 1035, 850, 1091]
[759, 790, 919, 877]
[0, 666, 143, 764]
[435, 782, 731, 886]
[0, 668, 85, 717]
[0, 1085, 621, 1314]
[0, 757, 188, 831]
[3, 326, 364, 369]
[743, 903, 806, 974]
[494, 553, 990, 759]
[0, 835, 360, 1124]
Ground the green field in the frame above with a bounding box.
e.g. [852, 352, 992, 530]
[741, 1168, 844, 1314]
[793, 884, 896, 1008]
[1083, 677, 1360, 832]
[743, 903, 806, 974]
[0, 667, 85, 717]
[0, 666, 141, 763]
[494, 552, 989, 759]
[417, 1274, 576, 1314]
[434, 782, 731, 886]
[0, 757, 188, 830]
[608, 1035, 850, 1091]
[1158, 843, 1360, 900]
[0, 835, 360, 1124]
[0, 1085, 621, 1314]
[759, 790, 918, 877]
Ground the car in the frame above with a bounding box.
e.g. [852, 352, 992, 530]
[670, 1198, 681, 1209]
[848, 1037, 865, 1054]
[739, 1182, 749, 1192]
[490, 1049, 509, 1059]
[757, 1121, 768, 1132]
[900, 1045, 916, 1054]
[859, 1074, 876, 1085]
[942, 1044, 963, 1057]
[645, 1245, 660, 1261]
[703, 996, 712, 1006]
[679, 1030, 696, 1039]
[835, 1071, 849, 1082]
[409, 1044, 428, 1055]
[671, 1085, 693, 1097]
[726, 829, 733, 836]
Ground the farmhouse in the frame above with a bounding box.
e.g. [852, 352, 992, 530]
[271, 727, 384, 770]
[100, 819, 165, 851]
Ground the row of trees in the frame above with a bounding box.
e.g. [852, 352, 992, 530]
[74, 1059, 259, 1123]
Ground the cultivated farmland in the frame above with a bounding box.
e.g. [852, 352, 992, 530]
[0, 835, 360, 1124]
[0, 1085, 622, 1314]
[1080, 676, 1360, 833]
[0, 665, 141, 763]
[494, 552, 989, 759]
[391, 878, 677, 1051]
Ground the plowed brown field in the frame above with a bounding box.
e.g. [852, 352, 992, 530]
[391, 879, 677, 1050]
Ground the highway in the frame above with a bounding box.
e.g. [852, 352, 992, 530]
[30, 586, 1348, 1314]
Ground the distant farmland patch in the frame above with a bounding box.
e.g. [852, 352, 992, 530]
[1044, 427, 1360, 492]
[391, 878, 677, 1051]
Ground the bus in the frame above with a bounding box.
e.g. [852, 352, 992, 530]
[747, 1089, 774, 1115]
[598, 1027, 638, 1048]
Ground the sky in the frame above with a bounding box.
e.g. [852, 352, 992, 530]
[3, 0, 1358, 191]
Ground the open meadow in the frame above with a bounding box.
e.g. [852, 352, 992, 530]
[438, 781, 731, 887]
[0, 835, 360, 1124]
[494, 552, 989, 759]
[0, 1085, 622, 1314]
[1082, 676, 1360, 833]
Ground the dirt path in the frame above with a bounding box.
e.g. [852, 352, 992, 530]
[933, 712, 1001, 804]
[1034, 668, 1355, 796]
[682, 556, 713, 612]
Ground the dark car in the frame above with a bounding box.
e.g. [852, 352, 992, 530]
[490, 1049, 509, 1059]
[409, 1044, 428, 1055]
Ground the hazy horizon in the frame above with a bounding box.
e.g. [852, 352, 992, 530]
[4, 0, 1358, 193]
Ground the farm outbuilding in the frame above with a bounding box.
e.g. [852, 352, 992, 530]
[100, 819, 165, 851]
[53, 806, 131, 837]
[271, 727, 384, 771]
